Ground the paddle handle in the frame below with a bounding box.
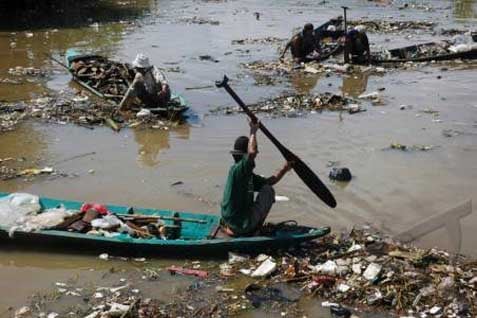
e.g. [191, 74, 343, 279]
[217, 76, 293, 160]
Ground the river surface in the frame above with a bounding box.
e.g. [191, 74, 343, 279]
[1, 0, 477, 315]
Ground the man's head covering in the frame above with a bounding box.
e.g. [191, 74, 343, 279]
[230, 136, 249, 155]
[303, 23, 314, 32]
[354, 25, 366, 33]
[327, 25, 337, 32]
[132, 54, 151, 68]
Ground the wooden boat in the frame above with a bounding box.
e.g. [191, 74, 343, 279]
[314, 16, 346, 62]
[0, 192, 330, 256]
[371, 41, 477, 64]
[65, 49, 189, 117]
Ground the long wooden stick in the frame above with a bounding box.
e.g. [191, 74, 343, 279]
[116, 213, 207, 224]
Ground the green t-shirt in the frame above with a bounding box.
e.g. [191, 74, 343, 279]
[221, 155, 268, 235]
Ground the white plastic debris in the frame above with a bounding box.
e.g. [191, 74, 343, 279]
[0, 193, 41, 228]
[14, 306, 32, 318]
[91, 215, 122, 230]
[337, 283, 351, 293]
[136, 108, 152, 118]
[275, 195, 290, 202]
[10, 208, 71, 234]
[326, 63, 350, 73]
[105, 303, 130, 316]
[83, 311, 100, 318]
[358, 92, 379, 100]
[312, 260, 338, 275]
[448, 44, 474, 53]
[239, 268, 252, 275]
[363, 263, 382, 281]
[304, 66, 320, 74]
[321, 301, 339, 308]
[336, 265, 349, 276]
[94, 292, 104, 299]
[429, 306, 442, 315]
[228, 252, 249, 264]
[99, 253, 109, 260]
[352, 263, 362, 275]
[47, 313, 58, 318]
[347, 244, 362, 253]
[251, 258, 277, 277]
[255, 254, 271, 262]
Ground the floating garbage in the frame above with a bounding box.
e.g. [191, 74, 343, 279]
[329, 167, 352, 182]
[251, 258, 277, 277]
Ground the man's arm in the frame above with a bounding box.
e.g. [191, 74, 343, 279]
[363, 33, 371, 63]
[280, 40, 292, 60]
[267, 161, 293, 185]
[119, 73, 142, 111]
[248, 120, 259, 160]
[344, 36, 351, 64]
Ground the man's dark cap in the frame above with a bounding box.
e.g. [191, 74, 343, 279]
[230, 136, 249, 155]
[304, 23, 314, 32]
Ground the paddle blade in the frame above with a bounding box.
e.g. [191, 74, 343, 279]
[286, 151, 337, 208]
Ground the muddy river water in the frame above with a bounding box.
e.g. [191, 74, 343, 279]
[0, 0, 477, 315]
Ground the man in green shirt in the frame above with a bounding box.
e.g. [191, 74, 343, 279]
[221, 120, 293, 236]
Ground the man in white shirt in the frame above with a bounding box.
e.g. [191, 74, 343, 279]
[119, 54, 171, 111]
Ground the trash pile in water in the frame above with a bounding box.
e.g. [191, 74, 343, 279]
[210, 92, 364, 117]
[232, 37, 286, 45]
[0, 93, 184, 133]
[14, 225, 477, 317]
[210, 226, 477, 317]
[178, 16, 220, 25]
[8, 66, 49, 77]
[349, 19, 435, 34]
[243, 59, 387, 80]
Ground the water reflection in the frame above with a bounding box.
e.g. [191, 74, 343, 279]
[134, 126, 190, 168]
[454, 0, 477, 19]
[0, 123, 47, 193]
[341, 71, 369, 98]
[290, 73, 321, 94]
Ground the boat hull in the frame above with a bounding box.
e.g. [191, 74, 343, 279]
[0, 193, 330, 257]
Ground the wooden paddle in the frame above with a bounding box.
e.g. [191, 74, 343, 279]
[215, 75, 337, 208]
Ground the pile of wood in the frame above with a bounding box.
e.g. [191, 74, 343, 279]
[70, 57, 134, 102]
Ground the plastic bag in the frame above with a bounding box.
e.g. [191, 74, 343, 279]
[0, 193, 41, 228]
[10, 208, 71, 235]
[91, 214, 122, 229]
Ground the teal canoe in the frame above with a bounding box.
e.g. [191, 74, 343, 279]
[0, 192, 330, 256]
[64, 49, 189, 117]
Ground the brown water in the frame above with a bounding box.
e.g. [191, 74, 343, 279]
[1, 0, 477, 315]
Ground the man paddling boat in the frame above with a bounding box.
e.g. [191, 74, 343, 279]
[119, 54, 171, 111]
[220, 120, 293, 236]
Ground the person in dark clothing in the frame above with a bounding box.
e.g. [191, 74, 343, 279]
[280, 23, 321, 63]
[344, 26, 371, 65]
[220, 120, 293, 236]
